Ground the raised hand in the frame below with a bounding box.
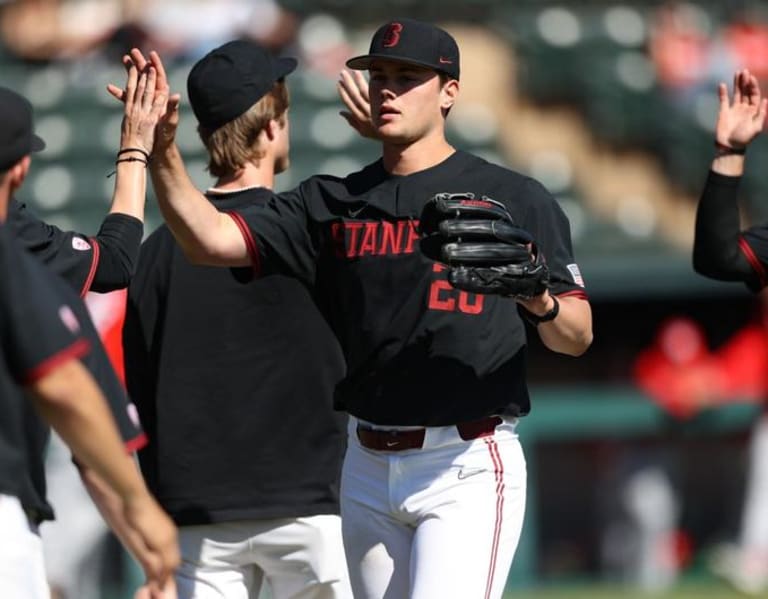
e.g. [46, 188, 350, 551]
[715, 68, 767, 151]
[108, 49, 181, 152]
[338, 69, 378, 139]
[119, 60, 168, 154]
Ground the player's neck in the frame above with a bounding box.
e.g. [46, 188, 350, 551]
[213, 160, 275, 192]
[382, 135, 455, 176]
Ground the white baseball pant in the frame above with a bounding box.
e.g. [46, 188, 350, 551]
[340, 416, 527, 599]
[0, 494, 49, 599]
[175, 514, 352, 599]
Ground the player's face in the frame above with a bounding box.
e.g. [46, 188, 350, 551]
[368, 61, 451, 144]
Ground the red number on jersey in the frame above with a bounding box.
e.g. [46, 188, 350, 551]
[428, 264, 485, 315]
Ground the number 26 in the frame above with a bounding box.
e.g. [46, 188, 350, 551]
[427, 264, 484, 314]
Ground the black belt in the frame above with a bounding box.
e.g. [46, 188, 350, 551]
[356, 416, 502, 451]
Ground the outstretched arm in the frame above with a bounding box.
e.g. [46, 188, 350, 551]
[78, 463, 178, 598]
[693, 69, 767, 282]
[29, 359, 179, 592]
[10, 62, 169, 294]
[109, 49, 249, 267]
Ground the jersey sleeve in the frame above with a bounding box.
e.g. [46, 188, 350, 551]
[8, 200, 142, 297]
[0, 234, 90, 385]
[692, 171, 760, 290]
[519, 178, 588, 298]
[229, 184, 319, 285]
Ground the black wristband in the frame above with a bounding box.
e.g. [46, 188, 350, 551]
[714, 142, 747, 156]
[519, 295, 559, 326]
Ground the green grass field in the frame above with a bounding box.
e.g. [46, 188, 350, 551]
[504, 582, 745, 599]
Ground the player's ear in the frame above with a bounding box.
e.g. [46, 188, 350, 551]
[7, 155, 31, 191]
[264, 119, 278, 142]
[440, 79, 459, 112]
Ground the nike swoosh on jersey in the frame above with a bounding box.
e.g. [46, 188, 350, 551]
[348, 205, 367, 218]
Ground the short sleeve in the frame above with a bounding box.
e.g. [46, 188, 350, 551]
[0, 235, 90, 384]
[231, 185, 319, 285]
[8, 200, 98, 297]
[519, 178, 588, 298]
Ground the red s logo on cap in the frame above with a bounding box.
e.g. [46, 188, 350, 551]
[383, 22, 403, 48]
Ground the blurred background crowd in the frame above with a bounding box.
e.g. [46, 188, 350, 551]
[2, 0, 768, 597]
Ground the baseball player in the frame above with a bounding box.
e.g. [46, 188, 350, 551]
[121, 41, 351, 599]
[0, 68, 178, 595]
[2, 57, 163, 599]
[136, 18, 592, 599]
[0, 107, 179, 599]
[692, 68, 768, 594]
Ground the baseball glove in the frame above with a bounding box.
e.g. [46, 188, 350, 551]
[418, 192, 550, 298]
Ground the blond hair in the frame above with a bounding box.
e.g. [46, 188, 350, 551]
[197, 81, 289, 178]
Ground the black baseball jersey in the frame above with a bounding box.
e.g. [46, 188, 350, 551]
[0, 224, 90, 500]
[232, 150, 588, 426]
[7, 199, 146, 521]
[18, 267, 147, 522]
[9, 198, 143, 297]
[124, 188, 347, 525]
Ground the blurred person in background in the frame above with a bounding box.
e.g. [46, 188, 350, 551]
[692, 67, 768, 595]
[0, 0, 141, 62]
[134, 0, 298, 62]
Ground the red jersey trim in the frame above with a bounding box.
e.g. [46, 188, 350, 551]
[226, 211, 262, 276]
[555, 289, 589, 301]
[22, 338, 91, 384]
[124, 432, 148, 453]
[739, 235, 768, 288]
[79, 237, 100, 298]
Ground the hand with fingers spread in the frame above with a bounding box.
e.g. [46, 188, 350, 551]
[715, 68, 768, 153]
[119, 60, 168, 156]
[338, 69, 378, 139]
[108, 49, 181, 153]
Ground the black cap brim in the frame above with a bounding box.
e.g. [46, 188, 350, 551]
[276, 57, 298, 80]
[346, 54, 454, 77]
[30, 134, 45, 153]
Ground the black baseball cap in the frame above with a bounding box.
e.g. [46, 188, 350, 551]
[346, 18, 460, 80]
[0, 87, 45, 171]
[187, 40, 297, 131]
